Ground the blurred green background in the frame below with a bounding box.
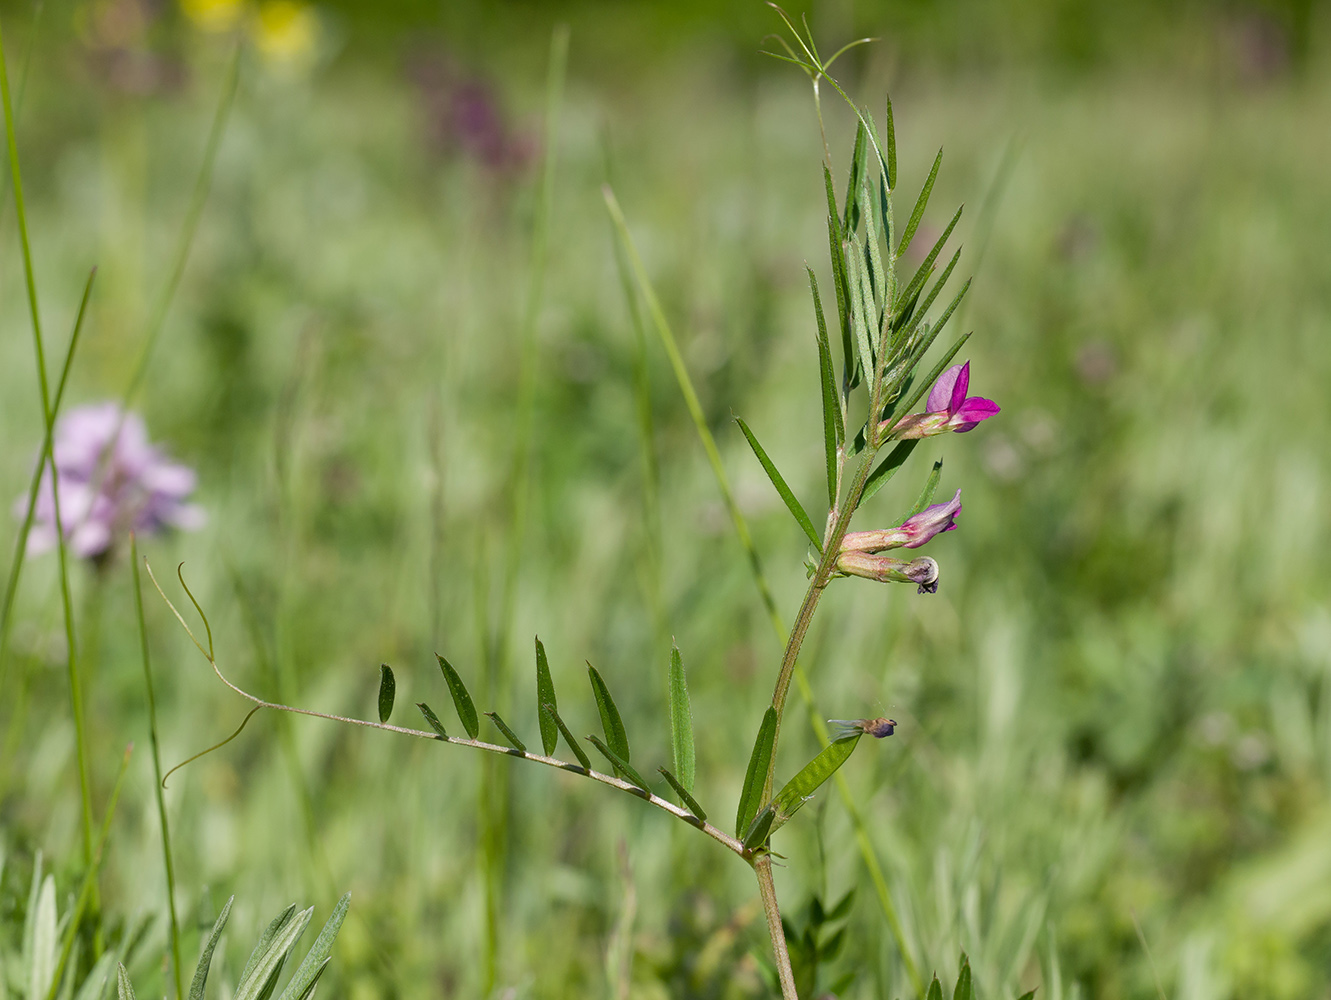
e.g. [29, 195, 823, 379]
[2, 0, 1330, 997]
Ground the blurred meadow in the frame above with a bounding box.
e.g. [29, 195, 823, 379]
[2, 0, 1331, 997]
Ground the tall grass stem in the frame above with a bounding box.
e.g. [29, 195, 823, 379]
[131, 536, 183, 1000]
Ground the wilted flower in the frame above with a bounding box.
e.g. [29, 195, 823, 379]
[829, 717, 897, 740]
[16, 403, 204, 560]
[834, 552, 940, 594]
[841, 489, 962, 553]
[882, 361, 1000, 440]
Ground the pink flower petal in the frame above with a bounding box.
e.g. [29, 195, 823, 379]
[927, 364, 965, 413]
[952, 397, 1001, 432]
[949, 361, 971, 412]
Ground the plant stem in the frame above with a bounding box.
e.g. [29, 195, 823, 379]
[754, 854, 799, 999]
[761, 444, 877, 801]
[0, 13, 95, 867]
[131, 537, 184, 1000]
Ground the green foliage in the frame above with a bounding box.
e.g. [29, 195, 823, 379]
[735, 709, 778, 838]
[376, 664, 395, 724]
[435, 654, 479, 740]
[533, 638, 558, 756]
[667, 644, 696, 792]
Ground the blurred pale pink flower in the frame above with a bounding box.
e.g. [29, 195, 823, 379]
[841, 489, 962, 553]
[883, 361, 1000, 440]
[16, 403, 204, 560]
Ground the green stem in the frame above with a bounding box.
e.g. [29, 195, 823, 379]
[754, 854, 798, 999]
[131, 537, 183, 1000]
[0, 270, 94, 706]
[0, 12, 95, 867]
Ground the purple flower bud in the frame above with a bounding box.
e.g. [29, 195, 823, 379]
[882, 361, 1000, 440]
[840, 489, 962, 553]
[14, 403, 204, 560]
[834, 551, 940, 593]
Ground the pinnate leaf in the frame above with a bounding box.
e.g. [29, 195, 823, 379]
[377, 664, 395, 724]
[769, 734, 862, 834]
[667, 644, 695, 792]
[534, 637, 558, 756]
[587, 664, 630, 764]
[436, 654, 479, 740]
[735, 708, 777, 837]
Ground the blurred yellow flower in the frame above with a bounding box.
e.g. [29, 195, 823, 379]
[179, 0, 244, 32]
[252, 1, 319, 66]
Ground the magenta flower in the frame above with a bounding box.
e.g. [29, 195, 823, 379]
[882, 361, 1000, 440]
[841, 489, 962, 553]
[15, 403, 204, 560]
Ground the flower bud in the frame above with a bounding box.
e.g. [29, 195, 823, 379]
[840, 490, 961, 553]
[834, 551, 940, 593]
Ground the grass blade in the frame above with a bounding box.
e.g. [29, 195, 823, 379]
[586, 735, 649, 791]
[862, 440, 920, 507]
[534, 637, 558, 756]
[667, 644, 695, 792]
[377, 664, 395, 724]
[587, 664, 630, 764]
[926, 974, 944, 1000]
[953, 954, 973, 1000]
[0, 268, 94, 689]
[658, 767, 706, 820]
[735, 707, 777, 837]
[416, 703, 447, 740]
[769, 735, 861, 834]
[807, 267, 843, 507]
[188, 897, 234, 1000]
[485, 712, 527, 753]
[115, 966, 135, 1000]
[235, 907, 313, 1000]
[735, 417, 821, 550]
[898, 148, 942, 258]
[239, 906, 297, 989]
[275, 893, 349, 1000]
[541, 703, 591, 770]
[604, 185, 785, 632]
[436, 653, 479, 740]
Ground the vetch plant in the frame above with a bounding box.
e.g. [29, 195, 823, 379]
[150, 13, 1015, 999]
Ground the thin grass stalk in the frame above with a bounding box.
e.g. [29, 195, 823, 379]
[120, 42, 239, 408]
[0, 14, 96, 868]
[0, 0, 45, 239]
[130, 537, 183, 1000]
[0, 270, 94, 702]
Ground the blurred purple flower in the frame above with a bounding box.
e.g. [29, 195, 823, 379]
[883, 361, 1000, 440]
[408, 55, 534, 172]
[841, 489, 962, 553]
[15, 403, 204, 560]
